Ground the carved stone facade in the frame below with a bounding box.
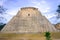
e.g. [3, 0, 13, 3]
[1, 7, 59, 33]
[55, 23, 60, 30]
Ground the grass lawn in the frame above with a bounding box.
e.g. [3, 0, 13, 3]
[0, 32, 60, 40]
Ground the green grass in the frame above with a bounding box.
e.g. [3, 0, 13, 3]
[51, 32, 60, 39]
[0, 32, 60, 40]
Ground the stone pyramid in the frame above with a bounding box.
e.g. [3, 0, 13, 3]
[1, 7, 57, 33]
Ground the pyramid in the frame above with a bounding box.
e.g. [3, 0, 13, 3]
[1, 7, 58, 33]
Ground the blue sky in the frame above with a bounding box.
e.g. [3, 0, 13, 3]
[0, 0, 60, 24]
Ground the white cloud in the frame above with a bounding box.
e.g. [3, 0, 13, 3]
[31, 0, 51, 13]
[41, 0, 46, 4]
[0, 0, 7, 5]
[46, 14, 57, 19]
[7, 9, 18, 16]
[4, 9, 19, 23]
[43, 7, 50, 13]
[31, 0, 40, 6]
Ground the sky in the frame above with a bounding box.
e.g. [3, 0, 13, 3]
[0, 0, 60, 24]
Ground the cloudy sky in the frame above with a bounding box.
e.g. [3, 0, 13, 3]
[0, 0, 60, 24]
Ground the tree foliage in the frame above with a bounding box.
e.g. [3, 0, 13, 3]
[0, 23, 6, 30]
[57, 5, 60, 13]
[0, 6, 7, 24]
[0, 6, 7, 30]
[45, 32, 51, 40]
[56, 5, 60, 19]
[0, 6, 7, 14]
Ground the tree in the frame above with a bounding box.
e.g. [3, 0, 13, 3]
[0, 23, 6, 30]
[56, 5, 60, 19]
[0, 6, 7, 30]
[0, 6, 7, 14]
[0, 6, 7, 24]
[45, 32, 51, 40]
